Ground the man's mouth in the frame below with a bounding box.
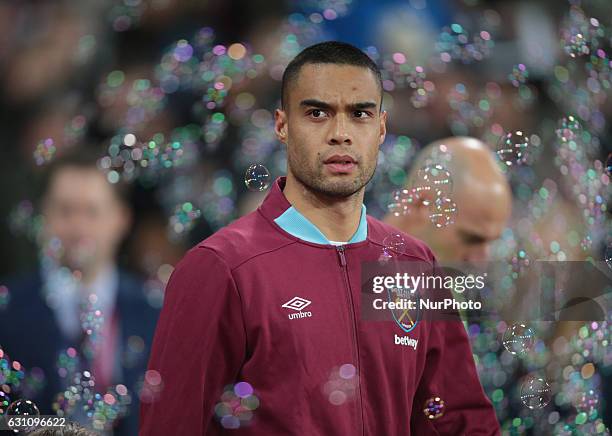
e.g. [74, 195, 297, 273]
[323, 155, 357, 174]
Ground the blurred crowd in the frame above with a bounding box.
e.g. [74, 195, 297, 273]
[0, 0, 610, 434]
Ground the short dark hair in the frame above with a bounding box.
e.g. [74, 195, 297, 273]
[42, 146, 130, 205]
[280, 41, 383, 111]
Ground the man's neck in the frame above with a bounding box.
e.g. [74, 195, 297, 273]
[283, 175, 364, 242]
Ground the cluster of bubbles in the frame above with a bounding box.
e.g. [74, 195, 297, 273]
[509, 64, 529, 88]
[510, 250, 530, 277]
[387, 160, 457, 230]
[33, 138, 57, 166]
[322, 364, 359, 406]
[100, 133, 188, 183]
[168, 202, 202, 239]
[245, 164, 271, 192]
[214, 382, 260, 429]
[436, 24, 494, 64]
[156, 27, 265, 110]
[372, 50, 436, 108]
[423, 396, 445, 419]
[97, 72, 166, 130]
[560, 5, 606, 59]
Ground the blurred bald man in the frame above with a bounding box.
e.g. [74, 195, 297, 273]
[384, 136, 511, 263]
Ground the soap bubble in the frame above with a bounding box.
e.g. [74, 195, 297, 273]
[556, 115, 582, 142]
[387, 188, 420, 216]
[429, 197, 457, 228]
[382, 233, 407, 257]
[423, 396, 445, 419]
[606, 153, 612, 176]
[414, 164, 453, 201]
[502, 323, 535, 355]
[605, 245, 612, 269]
[6, 398, 40, 416]
[520, 375, 551, 409]
[496, 131, 530, 166]
[245, 164, 271, 191]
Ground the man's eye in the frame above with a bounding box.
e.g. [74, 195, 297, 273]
[310, 109, 327, 118]
[353, 110, 371, 118]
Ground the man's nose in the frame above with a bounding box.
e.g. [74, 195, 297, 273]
[327, 114, 353, 145]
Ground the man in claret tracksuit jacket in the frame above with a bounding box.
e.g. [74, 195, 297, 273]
[140, 41, 500, 435]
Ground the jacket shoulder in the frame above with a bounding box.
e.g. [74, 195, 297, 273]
[193, 209, 293, 270]
[366, 215, 435, 263]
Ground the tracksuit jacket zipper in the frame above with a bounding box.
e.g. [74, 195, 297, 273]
[336, 245, 365, 436]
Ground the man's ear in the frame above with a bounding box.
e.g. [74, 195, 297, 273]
[378, 110, 387, 145]
[274, 108, 288, 144]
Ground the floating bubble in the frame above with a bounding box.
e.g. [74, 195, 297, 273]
[415, 164, 453, 200]
[563, 32, 590, 58]
[520, 375, 551, 409]
[436, 24, 494, 63]
[605, 245, 612, 269]
[423, 396, 445, 419]
[6, 399, 40, 416]
[606, 153, 612, 176]
[245, 164, 271, 191]
[509, 64, 529, 87]
[496, 131, 530, 166]
[429, 197, 457, 228]
[556, 115, 582, 142]
[382, 233, 407, 257]
[387, 188, 420, 216]
[502, 323, 535, 355]
[580, 236, 592, 251]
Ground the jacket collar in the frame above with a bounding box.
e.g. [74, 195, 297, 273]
[259, 176, 368, 245]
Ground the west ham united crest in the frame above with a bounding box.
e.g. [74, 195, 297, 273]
[387, 286, 420, 333]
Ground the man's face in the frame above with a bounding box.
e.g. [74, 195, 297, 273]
[275, 63, 387, 197]
[426, 186, 510, 263]
[43, 167, 130, 272]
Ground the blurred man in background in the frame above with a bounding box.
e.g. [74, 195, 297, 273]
[0, 148, 159, 435]
[384, 136, 512, 264]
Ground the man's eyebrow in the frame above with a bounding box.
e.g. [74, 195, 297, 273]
[299, 99, 378, 111]
[349, 101, 378, 110]
[299, 99, 333, 109]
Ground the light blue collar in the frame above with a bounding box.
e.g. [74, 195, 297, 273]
[274, 204, 368, 245]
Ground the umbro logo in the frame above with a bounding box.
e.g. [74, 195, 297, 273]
[281, 297, 313, 320]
